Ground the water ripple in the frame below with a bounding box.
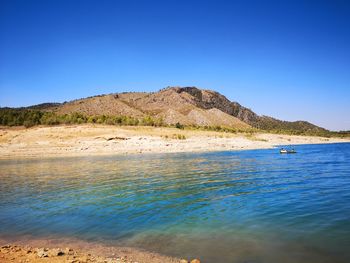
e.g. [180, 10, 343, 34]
[0, 143, 350, 263]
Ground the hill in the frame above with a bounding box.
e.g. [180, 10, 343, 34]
[0, 86, 331, 134]
[40, 87, 252, 129]
[47, 86, 325, 132]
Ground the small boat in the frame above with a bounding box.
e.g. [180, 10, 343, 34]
[280, 148, 296, 154]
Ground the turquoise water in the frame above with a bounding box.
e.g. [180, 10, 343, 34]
[0, 143, 350, 263]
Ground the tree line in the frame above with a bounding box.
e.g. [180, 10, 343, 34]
[0, 109, 163, 128]
[0, 108, 349, 138]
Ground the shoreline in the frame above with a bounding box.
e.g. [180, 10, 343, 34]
[0, 124, 349, 160]
[0, 236, 183, 263]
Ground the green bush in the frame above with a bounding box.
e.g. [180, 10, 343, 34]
[175, 122, 184, 129]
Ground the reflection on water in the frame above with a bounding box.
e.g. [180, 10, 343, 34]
[1, 143, 350, 263]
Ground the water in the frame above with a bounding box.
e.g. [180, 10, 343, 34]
[1, 143, 350, 263]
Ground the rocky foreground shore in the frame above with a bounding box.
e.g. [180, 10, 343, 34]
[0, 245, 200, 263]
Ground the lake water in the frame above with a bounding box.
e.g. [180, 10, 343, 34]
[1, 143, 350, 263]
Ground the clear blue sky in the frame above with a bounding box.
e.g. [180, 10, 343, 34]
[1, 0, 349, 130]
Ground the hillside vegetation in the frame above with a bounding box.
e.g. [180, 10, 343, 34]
[1, 86, 348, 137]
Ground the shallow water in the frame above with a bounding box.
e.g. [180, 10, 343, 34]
[1, 143, 350, 263]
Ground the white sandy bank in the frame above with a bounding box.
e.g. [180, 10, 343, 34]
[0, 125, 348, 159]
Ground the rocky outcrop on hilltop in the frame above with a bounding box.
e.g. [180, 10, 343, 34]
[173, 87, 260, 124]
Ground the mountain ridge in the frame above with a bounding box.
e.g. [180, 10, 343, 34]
[3, 86, 327, 133]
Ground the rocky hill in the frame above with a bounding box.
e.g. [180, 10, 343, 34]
[34, 87, 250, 129]
[17, 86, 326, 132]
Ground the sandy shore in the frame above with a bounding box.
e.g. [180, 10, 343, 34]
[0, 237, 187, 263]
[0, 125, 349, 159]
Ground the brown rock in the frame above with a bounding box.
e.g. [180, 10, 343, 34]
[48, 248, 65, 257]
[180, 259, 189, 263]
[1, 245, 11, 249]
[65, 247, 75, 255]
[36, 248, 48, 258]
[80, 255, 89, 263]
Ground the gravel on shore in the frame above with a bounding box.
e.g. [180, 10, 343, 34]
[0, 244, 200, 263]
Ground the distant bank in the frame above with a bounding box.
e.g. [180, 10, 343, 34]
[2, 86, 349, 137]
[0, 125, 349, 159]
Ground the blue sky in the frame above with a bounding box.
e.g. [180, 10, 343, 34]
[0, 0, 349, 130]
